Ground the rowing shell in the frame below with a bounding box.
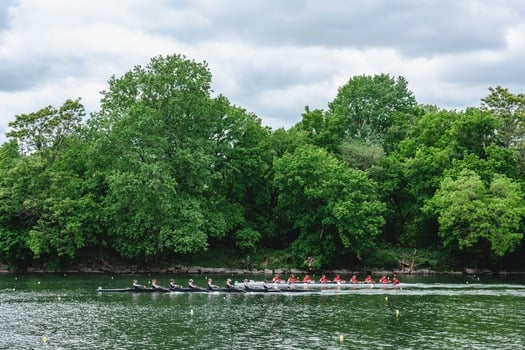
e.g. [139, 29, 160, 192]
[234, 281, 402, 289]
[96, 287, 312, 293]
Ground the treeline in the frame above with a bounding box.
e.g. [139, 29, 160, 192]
[1, 54, 524, 271]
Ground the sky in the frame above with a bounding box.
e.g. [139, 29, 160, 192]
[1, 0, 524, 144]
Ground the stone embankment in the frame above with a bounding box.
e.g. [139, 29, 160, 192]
[0, 263, 522, 275]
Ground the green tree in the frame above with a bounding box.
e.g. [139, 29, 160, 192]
[1, 99, 93, 261]
[273, 144, 385, 266]
[0, 141, 32, 265]
[339, 138, 384, 171]
[7, 98, 85, 158]
[481, 86, 525, 174]
[384, 108, 501, 246]
[212, 106, 274, 251]
[424, 169, 525, 261]
[89, 54, 239, 259]
[325, 74, 418, 151]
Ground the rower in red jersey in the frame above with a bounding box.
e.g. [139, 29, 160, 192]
[350, 275, 360, 284]
[287, 274, 298, 283]
[379, 275, 390, 284]
[302, 275, 314, 283]
[272, 274, 282, 283]
[364, 275, 375, 284]
[392, 275, 400, 285]
[333, 274, 345, 283]
[319, 274, 330, 283]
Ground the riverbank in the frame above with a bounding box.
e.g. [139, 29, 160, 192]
[1, 262, 523, 276]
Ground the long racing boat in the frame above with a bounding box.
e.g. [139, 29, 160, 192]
[234, 281, 403, 289]
[96, 286, 312, 294]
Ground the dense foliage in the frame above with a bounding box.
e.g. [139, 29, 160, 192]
[1, 54, 524, 270]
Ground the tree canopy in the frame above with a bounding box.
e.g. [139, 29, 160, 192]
[0, 55, 524, 271]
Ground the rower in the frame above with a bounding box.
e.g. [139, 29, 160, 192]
[287, 274, 298, 283]
[379, 275, 390, 284]
[207, 278, 219, 290]
[392, 276, 400, 285]
[364, 275, 375, 284]
[319, 274, 330, 283]
[263, 279, 270, 290]
[302, 275, 313, 283]
[350, 275, 359, 284]
[242, 278, 252, 290]
[168, 279, 181, 291]
[132, 279, 144, 289]
[263, 279, 279, 292]
[272, 274, 282, 283]
[188, 279, 204, 291]
[151, 278, 167, 291]
[333, 274, 345, 283]
[226, 278, 236, 289]
[226, 278, 244, 292]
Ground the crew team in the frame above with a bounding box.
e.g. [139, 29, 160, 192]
[132, 273, 399, 291]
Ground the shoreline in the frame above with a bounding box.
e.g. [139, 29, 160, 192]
[1, 263, 524, 276]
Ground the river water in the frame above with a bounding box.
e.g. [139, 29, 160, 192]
[0, 274, 524, 349]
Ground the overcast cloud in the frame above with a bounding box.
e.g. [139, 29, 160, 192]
[1, 0, 524, 143]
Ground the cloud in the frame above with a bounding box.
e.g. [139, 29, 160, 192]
[1, 0, 525, 142]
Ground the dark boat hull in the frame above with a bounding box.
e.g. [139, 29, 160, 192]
[97, 287, 314, 294]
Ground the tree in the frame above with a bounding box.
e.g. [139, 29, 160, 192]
[0, 141, 32, 265]
[481, 86, 525, 175]
[424, 169, 525, 262]
[89, 54, 239, 259]
[339, 138, 384, 171]
[1, 97, 97, 260]
[7, 98, 85, 158]
[384, 108, 500, 246]
[1, 123, 103, 260]
[481, 86, 525, 148]
[273, 144, 385, 266]
[212, 105, 275, 251]
[325, 74, 418, 151]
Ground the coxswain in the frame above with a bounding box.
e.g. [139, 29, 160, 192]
[207, 278, 219, 290]
[287, 274, 298, 283]
[132, 279, 144, 289]
[302, 275, 313, 283]
[319, 274, 330, 283]
[392, 276, 400, 285]
[272, 274, 282, 283]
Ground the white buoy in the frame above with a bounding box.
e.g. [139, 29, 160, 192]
[339, 335, 344, 342]
[395, 309, 400, 317]
[190, 308, 194, 316]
